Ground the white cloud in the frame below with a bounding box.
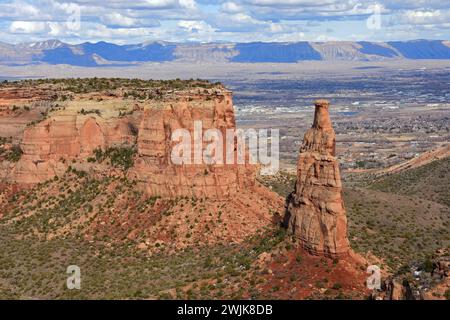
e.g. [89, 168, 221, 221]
[101, 13, 139, 27]
[179, 0, 197, 10]
[0, 0, 449, 43]
[0, 0, 49, 20]
[221, 2, 243, 13]
[143, 0, 177, 8]
[230, 13, 262, 25]
[48, 22, 66, 36]
[399, 9, 450, 25]
[9, 21, 48, 33]
[82, 23, 159, 42]
[99, 12, 160, 28]
[13, 1, 41, 16]
[178, 20, 215, 33]
[245, 0, 338, 6]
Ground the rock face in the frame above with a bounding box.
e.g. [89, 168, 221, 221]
[0, 87, 54, 141]
[12, 114, 136, 184]
[1, 81, 257, 199]
[130, 91, 256, 198]
[286, 100, 350, 257]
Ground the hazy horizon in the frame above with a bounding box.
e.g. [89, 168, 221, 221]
[3, 38, 450, 46]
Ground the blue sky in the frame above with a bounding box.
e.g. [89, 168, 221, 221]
[0, 0, 449, 44]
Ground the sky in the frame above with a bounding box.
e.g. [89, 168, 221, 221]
[0, 0, 449, 44]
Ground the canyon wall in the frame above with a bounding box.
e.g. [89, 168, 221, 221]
[1, 85, 256, 199]
[130, 91, 256, 198]
[286, 100, 350, 257]
[12, 114, 136, 184]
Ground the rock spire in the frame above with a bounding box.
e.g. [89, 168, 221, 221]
[286, 100, 350, 257]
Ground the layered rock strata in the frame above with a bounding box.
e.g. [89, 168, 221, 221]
[130, 91, 256, 198]
[1, 84, 256, 199]
[12, 114, 137, 184]
[286, 100, 350, 257]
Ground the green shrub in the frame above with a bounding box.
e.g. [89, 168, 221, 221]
[5, 145, 22, 162]
[79, 109, 101, 116]
[421, 258, 434, 273]
[445, 289, 450, 300]
[90, 146, 136, 170]
[332, 283, 342, 290]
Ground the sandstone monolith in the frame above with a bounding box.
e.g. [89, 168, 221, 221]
[286, 100, 350, 257]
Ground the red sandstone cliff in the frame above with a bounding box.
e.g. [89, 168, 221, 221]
[0, 82, 258, 200]
[131, 91, 256, 198]
[286, 100, 350, 257]
[0, 80, 285, 251]
[12, 114, 136, 184]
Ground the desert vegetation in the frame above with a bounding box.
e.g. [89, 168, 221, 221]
[87, 147, 136, 170]
[0, 78, 223, 94]
[369, 157, 450, 207]
[0, 137, 22, 162]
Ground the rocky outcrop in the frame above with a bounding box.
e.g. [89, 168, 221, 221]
[371, 249, 450, 300]
[286, 100, 350, 257]
[0, 88, 54, 141]
[432, 250, 450, 279]
[0, 86, 56, 103]
[1, 82, 257, 199]
[130, 91, 256, 198]
[11, 114, 137, 184]
[384, 278, 416, 300]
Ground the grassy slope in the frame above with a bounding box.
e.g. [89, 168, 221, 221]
[0, 170, 365, 300]
[368, 157, 450, 207]
[0, 224, 285, 299]
[2, 156, 448, 299]
[348, 156, 450, 269]
[0, 170, 287, 299]
[344, 188, 449, 269]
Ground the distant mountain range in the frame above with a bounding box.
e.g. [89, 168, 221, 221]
[1, 39, 449, 67]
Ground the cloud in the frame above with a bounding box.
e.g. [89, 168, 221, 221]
[385, 7, 450, 32]
[9, 21, 48, 33]
[58, 0, 179, 10]
[0, 0, 449, 43]
[211, 12, 268, 32]
[178, 20, 215, 33]
[241, 1, 387, 21]
[245, 0, 340, 7]
[100, 12, 160, 27]
[101, 13, 141, 27]
[84, 23, 158, 39]
[0, 0, 50, 21]
[221, 2, 243, 13]
[175, 20, 217, 41]
[179, 0, 197, 10]
[397, 9, 450, 25]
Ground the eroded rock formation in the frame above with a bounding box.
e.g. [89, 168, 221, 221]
[286, 99, 350, 257]
[12, 114, 136, 184]
[130, 91, 256, 198]
[0, 81, 257, 199]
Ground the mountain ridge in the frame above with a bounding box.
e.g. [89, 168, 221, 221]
[1, 39, 450, 67]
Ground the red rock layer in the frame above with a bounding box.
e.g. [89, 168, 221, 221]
[12, 115, 136, 184]
[286, 100, 350, 257]
[130, 92, 256, 198]
[4, 89, 257, 199]
[0, 87, 56, 106]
